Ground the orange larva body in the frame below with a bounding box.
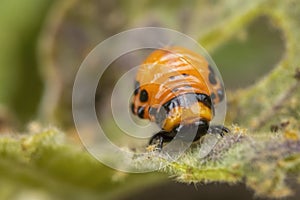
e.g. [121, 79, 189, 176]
[131, 46, 227, 148]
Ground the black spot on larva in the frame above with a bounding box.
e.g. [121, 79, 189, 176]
[134, 81, 140, 95]
[196, 94, 212, 109]
[217, 89, 224, 101]
[131, 103, 135, 114]
[139, 89, 148, 102]
[163, 93, 211, 111]
[148, 107, 157, 116]
[208, 64, 215, 75]
[169, 76, 175, 80]
[209, 73, 217, 85]
[137, 106, 145, 118]
[211, 93, 216, 101]
[182, 73, 189, 77]
[163, 97, 178, 112]
[134, 81, 140, 88]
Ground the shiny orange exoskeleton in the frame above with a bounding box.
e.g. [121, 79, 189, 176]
[131, 46, 229, 149]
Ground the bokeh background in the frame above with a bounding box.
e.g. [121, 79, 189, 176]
[0, 0, 294, 199]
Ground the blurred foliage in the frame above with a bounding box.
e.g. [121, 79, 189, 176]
[135, 125, 300, 198]
[0, 0, 300, 199]
[0, 0, 53, 123]
[0, 126, 164, 199]
[213, 16, 285, 89]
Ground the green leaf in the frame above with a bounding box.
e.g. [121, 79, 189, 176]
[0, 128, 164, 200]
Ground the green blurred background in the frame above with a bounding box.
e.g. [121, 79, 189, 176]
[0, 0, 52, 124]
[0, 0, 289, 199]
